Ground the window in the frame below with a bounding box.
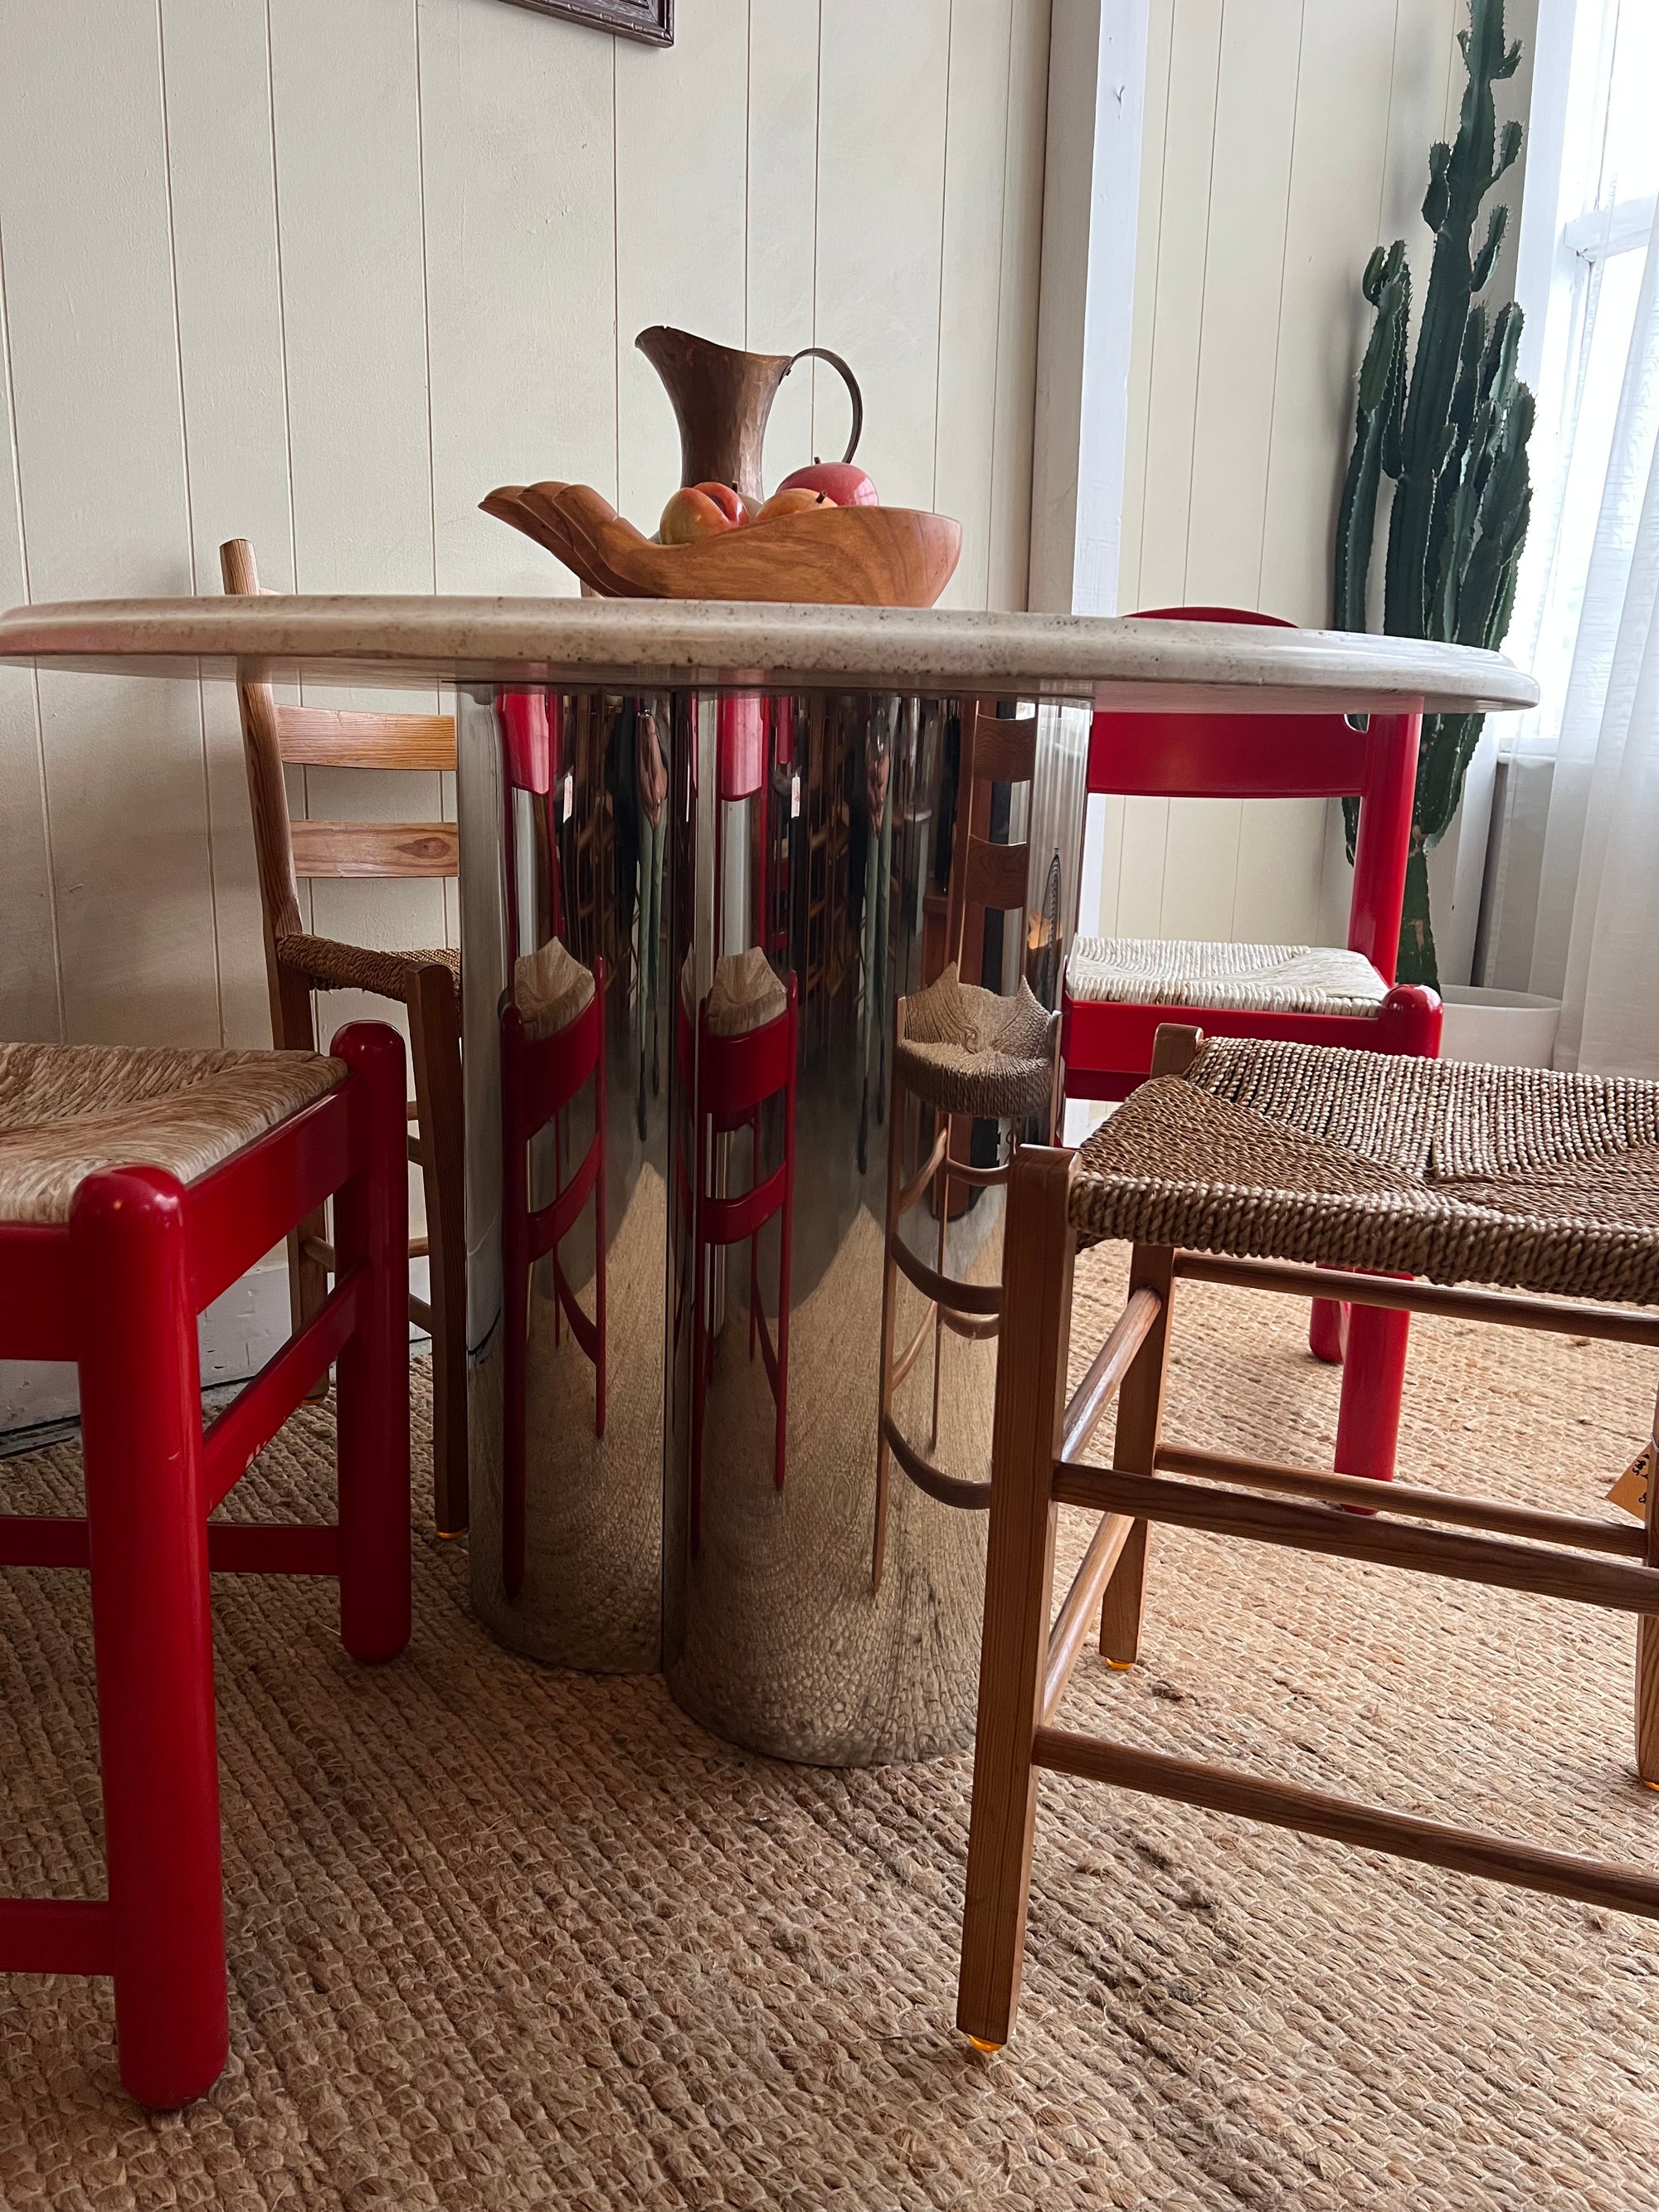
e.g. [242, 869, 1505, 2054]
[1506, 0, 1656, 756]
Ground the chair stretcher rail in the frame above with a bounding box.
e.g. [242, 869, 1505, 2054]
[1042, 1513, 1134, 1723]
[1171, 1251, 1659, 1347]
[1151, 1439, 1647, 1557]
[1051, 1462, 1659, 1612]
[1058, 1287, 1161, 1466]
[1034, 1727, 1659, 1918]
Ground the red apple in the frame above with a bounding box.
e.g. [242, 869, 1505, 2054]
[691, 480, 747, 526]
[660, 484, 740, 543]
[776, 457, 878, 507]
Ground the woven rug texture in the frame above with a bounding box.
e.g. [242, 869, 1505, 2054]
[2, 1246, 1657, 2210]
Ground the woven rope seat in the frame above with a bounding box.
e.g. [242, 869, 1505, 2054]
[682, 946, 788, 1038]
[513, 938, 596, 1043]
[1072, 1036, 1659, 1305]
[895, 965, 1058, 1121]
[1067, 936, 1388, 1018]
[277, 933, 459, 1001]
[0, 1041, 343, 1226]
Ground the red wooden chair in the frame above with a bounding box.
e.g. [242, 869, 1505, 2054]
[0, 1021, 408, 2109]
[1064, 608, 1441, 1480]
[677, 961, 798, 1554]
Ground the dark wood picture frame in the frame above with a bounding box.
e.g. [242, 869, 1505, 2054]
[498, 0, 673, 44]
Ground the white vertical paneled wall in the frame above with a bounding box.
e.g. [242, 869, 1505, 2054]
[0, 0, 1052, 1056]
[1107, 0, 1525, 952]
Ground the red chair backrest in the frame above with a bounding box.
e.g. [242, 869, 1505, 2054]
[1090, 610, 1372, 797]
[696, 974, 798, 1121]
[1086, 607, 1417, 982]
[513, 974, 603, 1133]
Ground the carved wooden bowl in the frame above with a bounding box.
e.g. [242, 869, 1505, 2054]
[481, 481, 961, 608]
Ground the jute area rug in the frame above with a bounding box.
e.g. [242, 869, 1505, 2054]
[2, 1247, 1657, 2210]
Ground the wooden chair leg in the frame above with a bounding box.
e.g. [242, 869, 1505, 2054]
[1099, 1023, 1192, 1670]
[1100, 1240, 1173, 1669]
[1638, 1389, 1659, 1786]
[331, 1023, 412, 1663]
[1637, 1620, 1659, 1787]
[956, 1144, 1076, 2051]
[932, 1130, 948, 1452]
[407, 963, 469, 1536]
[275, 964, 331, 1398]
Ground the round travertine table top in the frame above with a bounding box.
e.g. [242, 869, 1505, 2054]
[0, 595, 1539, 715]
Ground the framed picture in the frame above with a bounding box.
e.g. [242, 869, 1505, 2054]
[498, 0, 672, 43]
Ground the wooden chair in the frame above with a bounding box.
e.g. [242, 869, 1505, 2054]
[221, 539, 467, 1535]
[959, 1022, 1659, 2050]
[871, 700, 1059, 1590]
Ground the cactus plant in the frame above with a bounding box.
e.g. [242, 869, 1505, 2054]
[1335, 0, 1534, 989]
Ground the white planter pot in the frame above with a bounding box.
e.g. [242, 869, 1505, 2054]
[1438, 985, 1561, 1069]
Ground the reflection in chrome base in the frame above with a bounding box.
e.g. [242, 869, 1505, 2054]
[663, 690, 1079, 1764]
[459, 682, 1085, 1762]
[460, 683, 664, 1674]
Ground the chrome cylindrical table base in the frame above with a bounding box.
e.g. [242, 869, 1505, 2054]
[459, 683, 1082, 1764]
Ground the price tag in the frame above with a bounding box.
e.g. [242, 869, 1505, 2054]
[791, 773, 801, 819]
[1607, 1438, 1656, 1520]
[563, 771, 574, 822]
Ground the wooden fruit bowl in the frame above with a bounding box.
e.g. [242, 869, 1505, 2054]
[481, 480, 961, 608]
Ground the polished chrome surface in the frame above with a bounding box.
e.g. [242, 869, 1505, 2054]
[461, 683, 664, 1672]
[661, 692, 1084, 1763]
[460, 679, 1087, 1761]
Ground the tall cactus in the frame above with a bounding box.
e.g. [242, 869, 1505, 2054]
[1335, 0, 1533, 989]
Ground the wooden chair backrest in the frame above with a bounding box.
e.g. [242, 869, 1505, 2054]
[947, 701, 1039, 985]
[220, 537, 458, 947]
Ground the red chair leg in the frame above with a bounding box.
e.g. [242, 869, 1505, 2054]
[72, 1167, 227, 2111]
[1334, 1303, 1410, 1483]
[332, 1022, 411, 1661]
[1309, 1297, 1349, 1364]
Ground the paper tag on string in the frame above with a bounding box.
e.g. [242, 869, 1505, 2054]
[1607, 1438, 1656, 1520]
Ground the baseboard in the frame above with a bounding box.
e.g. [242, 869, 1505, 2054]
[0, 1257, 431, 1446]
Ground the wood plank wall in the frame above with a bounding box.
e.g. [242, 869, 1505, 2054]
[1102, 0, 1528, 953]
[0, 0, 1050, 1053]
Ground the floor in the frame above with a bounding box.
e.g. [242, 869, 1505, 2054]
[2, 1247, 1656, 2210]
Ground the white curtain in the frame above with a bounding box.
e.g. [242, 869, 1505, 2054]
[1531, 197, 1659, 1077]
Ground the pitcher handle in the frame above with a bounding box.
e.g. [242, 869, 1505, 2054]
[785, 347, 864, 465]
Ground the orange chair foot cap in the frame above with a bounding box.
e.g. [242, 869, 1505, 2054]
[966, 2035, 1002, 2053]
[1105, 1658, 1135, 1671]
[1642, 1778, 1659, 1793]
